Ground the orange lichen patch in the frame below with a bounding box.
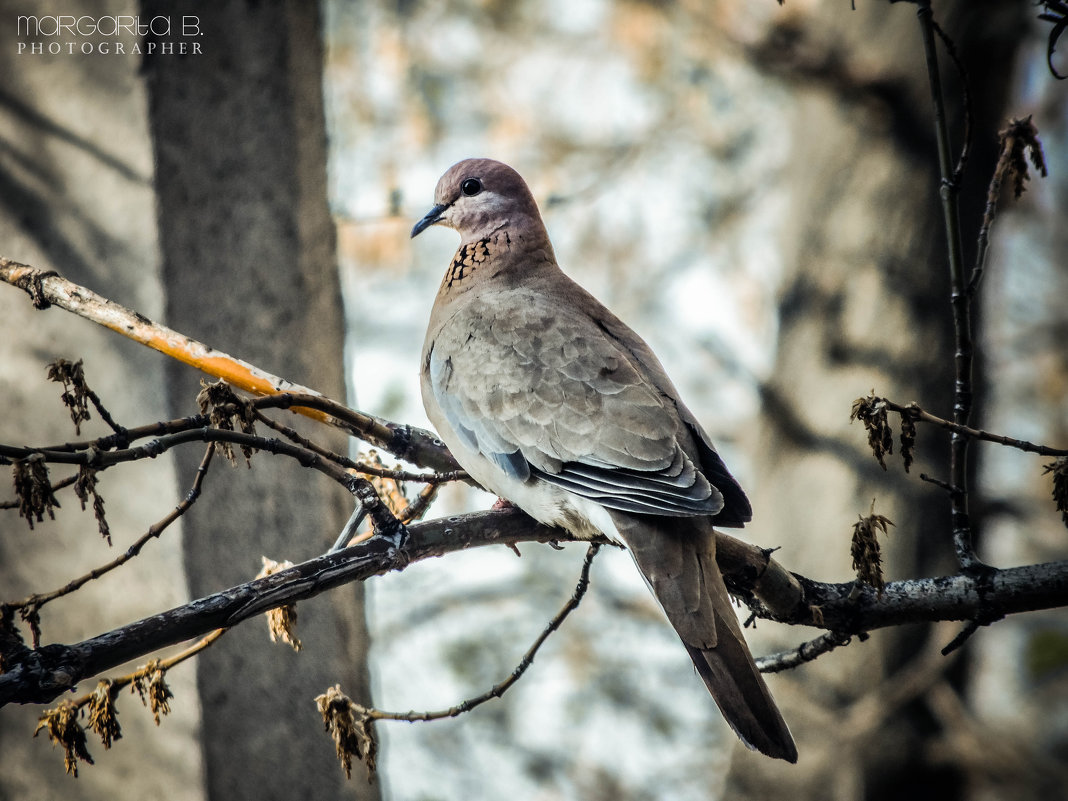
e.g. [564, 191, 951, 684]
[1, 258, 331, 425]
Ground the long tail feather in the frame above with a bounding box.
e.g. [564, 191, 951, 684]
[612, 511, 797, 762]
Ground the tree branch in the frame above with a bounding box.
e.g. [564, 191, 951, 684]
[916, 1, 979, 571]
[880, 397, 1068, 457]
[3, 508, 1067, 708]
[0, 257, 459, 473]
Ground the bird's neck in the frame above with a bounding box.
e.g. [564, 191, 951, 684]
[442, 225, 556, 295]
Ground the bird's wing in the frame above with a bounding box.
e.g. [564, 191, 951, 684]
[425, 288, 726, 517]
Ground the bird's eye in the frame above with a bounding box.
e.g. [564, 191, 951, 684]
[461, 178, 482, 196]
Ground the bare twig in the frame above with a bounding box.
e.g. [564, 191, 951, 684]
[916, 3, 978, 570]
[4, 445, 217, 614]
[919, 473, 957, 494]
[940, 619, 982, 656]
[878, 397, 1068, 457]
[0, 390, 458, 479]
[1, 429, 350, 489]
[396, 482, 441, 524]
[253, 409, 462, 484]
[365, 544, 601, 724]
[930, 19, 972, 185]
[755, 630, 855, 673]
[313, 544, 601, 781]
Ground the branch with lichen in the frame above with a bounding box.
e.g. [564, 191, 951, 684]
[0, 256, 459, 474]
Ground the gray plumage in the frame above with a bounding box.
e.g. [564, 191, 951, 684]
[414, 158, 796, 762]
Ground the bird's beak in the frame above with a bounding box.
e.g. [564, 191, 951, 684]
[411, 203, 449, 238]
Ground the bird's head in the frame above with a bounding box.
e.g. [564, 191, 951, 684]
[411, 158, 545, 244]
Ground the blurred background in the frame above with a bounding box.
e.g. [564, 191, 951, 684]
[1, 1, 1065, 800]
[325, 2, 1068, 799]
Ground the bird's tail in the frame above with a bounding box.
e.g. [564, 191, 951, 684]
[611, 512, 797, 762]
[681, 613, 797, 762]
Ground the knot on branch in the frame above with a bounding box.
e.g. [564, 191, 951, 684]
[349, 477, 408, 552]
[12, 266, 59, 309]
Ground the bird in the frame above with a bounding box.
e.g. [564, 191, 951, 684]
[412, 158, 797, 762]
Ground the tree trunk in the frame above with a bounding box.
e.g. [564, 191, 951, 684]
[143, 1, 378, 798]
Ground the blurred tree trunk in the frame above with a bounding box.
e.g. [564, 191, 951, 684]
[0, 0, 200, 798]
[142, 2, 378, 799]
[729, 3, 1026, 799]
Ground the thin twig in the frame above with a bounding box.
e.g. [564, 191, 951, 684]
[0, 429, 354, 488]
[365, 544, 601, 723]
[0, 392, 458, 478]
[916, 2, 980, 571]
[396, 482, 441, 524]
[919, 473, 957, 494]
[57, 627, 227, 715]
[81, 385, 126, 437]
[755, 630, 855, 673]
[969, 116, 1049, 297]
[4, 445, 217, 613]
[253, 409, 463, 484]
[931, 19, 972, 184]
[881, 398, 1068, 457]
[940, 619, 981, 656]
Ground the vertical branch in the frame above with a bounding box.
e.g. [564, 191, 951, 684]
[915, 2, 980, 571]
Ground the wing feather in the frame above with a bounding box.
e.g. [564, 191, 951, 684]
[426, 289, 744, 520]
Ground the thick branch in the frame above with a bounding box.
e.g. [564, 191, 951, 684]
[3, 508, 1067, 707]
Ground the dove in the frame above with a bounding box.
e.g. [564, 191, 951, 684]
[413, 158, 796, 762]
